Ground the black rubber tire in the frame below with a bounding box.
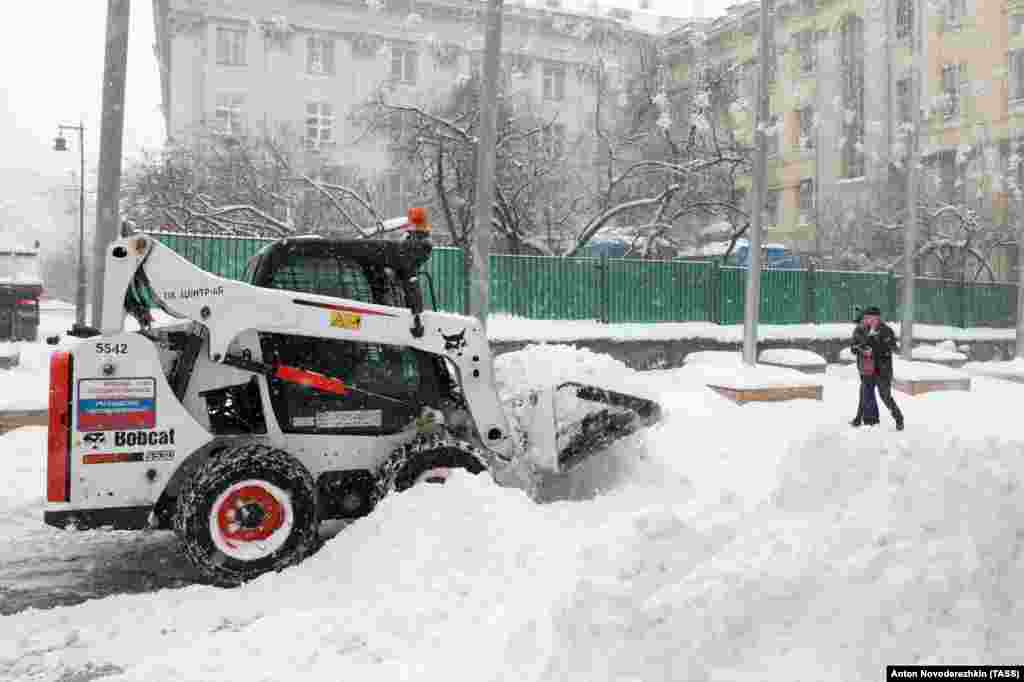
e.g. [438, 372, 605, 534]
[376, 433, 488, 498]
[174, 442, 319, 587]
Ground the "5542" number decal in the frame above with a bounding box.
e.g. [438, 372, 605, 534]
[95, 342, 128, 355]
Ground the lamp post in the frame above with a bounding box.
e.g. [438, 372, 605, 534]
[54, 122, 88, 329]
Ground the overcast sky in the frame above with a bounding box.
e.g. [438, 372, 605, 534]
[0, 0, 727, 185]
[0, 2, 163, 183]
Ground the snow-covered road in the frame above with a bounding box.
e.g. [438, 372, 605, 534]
[2, 340, 1023, 681]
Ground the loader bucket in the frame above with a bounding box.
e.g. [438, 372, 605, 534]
[522, 382, 662, 474]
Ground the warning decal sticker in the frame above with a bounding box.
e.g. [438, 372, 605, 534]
[77, 378, 157, 432]
[315, 410, 382, 429]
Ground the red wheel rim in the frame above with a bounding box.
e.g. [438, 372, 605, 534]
[208, 480, 294, 561]
[215, 484, 285, 544]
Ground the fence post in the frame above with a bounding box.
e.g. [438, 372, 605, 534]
[959, 278, 968, 329]
[707, 259, 720, 324]
[804, 262, 816, 324]
[599, 255, 610, 324]
[887, 270, 898, 317]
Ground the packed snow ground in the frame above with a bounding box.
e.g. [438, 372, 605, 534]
[2, 340, 1023, 680]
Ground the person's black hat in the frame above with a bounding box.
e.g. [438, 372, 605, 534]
[863, 305, 882, 316]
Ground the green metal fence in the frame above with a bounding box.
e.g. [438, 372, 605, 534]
[145, 232, 1019, 328]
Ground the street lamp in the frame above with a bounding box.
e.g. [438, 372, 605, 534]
[54, 122, 87, 329]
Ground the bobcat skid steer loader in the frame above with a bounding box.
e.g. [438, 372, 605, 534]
[43, 213, 661, 585]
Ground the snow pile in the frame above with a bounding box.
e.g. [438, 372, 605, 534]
[758, 348, 826, 366]
[0, 341, 18, 360]
[964, 358, 1024, 382]
[493, 344, 658, 472]
[912, 340, 967, 363]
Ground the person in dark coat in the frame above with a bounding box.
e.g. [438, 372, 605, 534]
[850, 305, 904, 430]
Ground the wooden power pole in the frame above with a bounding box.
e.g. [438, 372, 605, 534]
[91, 0, 131, 329]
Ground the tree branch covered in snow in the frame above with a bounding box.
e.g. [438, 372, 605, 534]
[122, 130, 391, 238]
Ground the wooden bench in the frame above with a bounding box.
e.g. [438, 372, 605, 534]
[892, 378, 971, 396]
[0, 409, 48, 436]
[707, 384, 824, 405]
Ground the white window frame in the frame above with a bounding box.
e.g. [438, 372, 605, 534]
[542, 63, 566, 101]
[216, 27, 247, 66]
[390, 46, 418, 84]
[896, 0, 914, 40]
[798, 179, 814, 220]
[941, 63, 963, 120]
[305, 101, 335, 151]
[798, 106, 815, 149]
[796, 30, 816, 74]
[214, 93, 245, 136]
[765, 189, 780, 227]
[307, 36, 335, 76]
[1010, 49, 1024, 103]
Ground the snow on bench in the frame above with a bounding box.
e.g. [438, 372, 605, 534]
[757, 348, 827, 374]
[684, 350, 824, 404]
[964, 358, 1024, 384]
[911, 341, 968, 368]
[892, 359, 971, 395]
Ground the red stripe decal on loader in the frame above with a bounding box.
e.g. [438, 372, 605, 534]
[274, 365, 349, 396]
[47, 352, 72, 502]
[292, 298, 397, 317]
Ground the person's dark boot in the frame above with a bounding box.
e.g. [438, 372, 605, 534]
[895, 414, 904, 431]
[850, 418, 862, 427]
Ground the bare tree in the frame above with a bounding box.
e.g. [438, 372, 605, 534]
[121, 129, 392, 239]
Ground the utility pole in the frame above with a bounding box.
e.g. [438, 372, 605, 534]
[469, 0, 504, 330]
[91, 0, 131, 330]
[900, 0, 922, 359]
[742, 0, 771, 365]
[1017, 190, 1024, 358]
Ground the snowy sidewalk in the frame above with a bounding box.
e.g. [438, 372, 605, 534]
[2, 345, 1022, 681]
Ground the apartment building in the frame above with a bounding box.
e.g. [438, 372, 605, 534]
[152, 0, 676, 220]
[670, 0, 1021, 271]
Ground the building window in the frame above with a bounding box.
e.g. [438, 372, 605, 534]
[946, 0, 966, 28]
[799, 179, 814, 219]
[796, 31, 816, 74]
[387, 110, 413, 144]
[1010, 50, 1024, 102]
[896, 0, 913, 40]
[541, 123, 566, 157]
[216, 27, 247, 66]
[941, 63, 963, 119]
[307, 37, 335, 75]
[765, 114, 780, 157]
[305, 102, 334, 151]
[765, 189, 780, 227]
[897, 77, 913, 122]
[543, 64, 566, 101]
[939, 150, 964, 204]
[798, 106, 815, 149]
[1010, 14, 1024, 37]
[215, 94, 244, 135]
[390, 46, 418, 84]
